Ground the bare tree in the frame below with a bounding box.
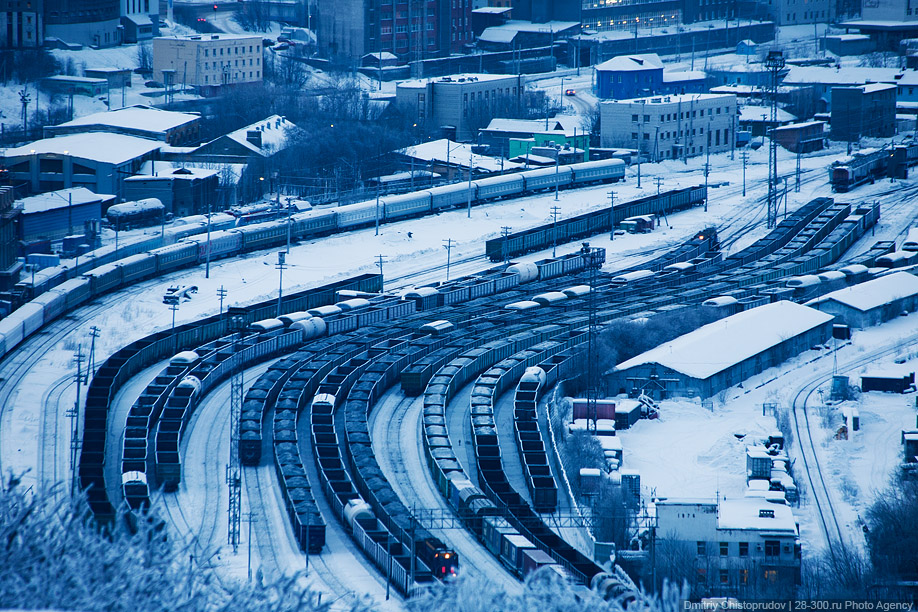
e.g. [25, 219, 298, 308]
[136, 42, 153, 75]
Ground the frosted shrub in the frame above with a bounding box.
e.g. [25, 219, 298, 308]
[0, 476, 330, 612]
[407, 567, 687, 612]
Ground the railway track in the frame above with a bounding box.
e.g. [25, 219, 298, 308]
[789, 327, 918, 559]
[369, 388, 521, 592]
[0, 280, 158, 482]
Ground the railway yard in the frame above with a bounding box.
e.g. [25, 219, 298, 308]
[2, 141, 918, 608]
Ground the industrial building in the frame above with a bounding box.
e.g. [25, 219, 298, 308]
[0, 187, 22, 291]
[595, 54, 706, 100]
[44, 105, 202, 146]
[479, 117, 589, 160]
[152, 33, 263, 93]
[830, 83, 897, 142]
[123, 164, 218, 218]
[1, 132, 161, 198]
[604, 301, 834, 399]
[807, 272, 918, 330]
[15, 187, 113, 243]
[396, 73, 522, 142]
[655, 497, 801, 597]
[599, 93, 737, 161]
[771, 121, 826, 154]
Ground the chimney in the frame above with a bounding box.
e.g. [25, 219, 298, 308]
[246, 130, 262, 148]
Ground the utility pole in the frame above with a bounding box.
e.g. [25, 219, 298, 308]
[205, 193, 212, 279]
[244, 512, 257, 581]
[375, 186, 381, 236]
[217, 285, 227, 321]
[467, 150, 473, 218]
[500, 227, 511, 262]
[740, 150, 749, 197]
[376, 254, 387, 288]
[168, 302, 179, 353]
[654, 177, 663, 195]
[608, 191, 615, 240]
[87, 326, 100, 379]
[637, 101, 645, 188]
[554, 148, 560, 201]
[765, 50, 785, 229]
[703, 162, 710, 212]
[69, 345, 85, 496]
[275, 251, 286, 318]
[442, 238, 453, 281]
[226, 315, 244, 553]
[550, 205, 561, 257]
[285, 196, 293, 253]
[795, 137, 802, 192]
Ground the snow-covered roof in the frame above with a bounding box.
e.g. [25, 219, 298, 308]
[128, 161, 217, 181]
[808, 272, 918, 312]
[479, 28, 517, 44]
[485, 19, 578, 34]
[614, 301, 833, 380]
[364, 51, 397, 61]
[43, 75, 107, 84]
[782, 65, 902, 87]
[483, 116, 587, 136]
[608, 93, 735, 106]
[398, 73, 514, 89]
[773, 120, 825, 132]
[400, 139, 522, 173]
[739, 105, 796, 123]
[52, 105, 199, 133]
[156, 33, 261, 41]
[16, 187, 111, 214]
[662, 70, 706, 82]
[717, 497, 797, 534]
[225, 115, 296, 155]
[862, 82, 897, 94]
[595, 53, 663, 72]
[473, 6, 511, 14]
[825, 34, 871, 41]
[3, 132, 162, 164]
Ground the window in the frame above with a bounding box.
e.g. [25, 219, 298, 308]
[697, 542, 706, 555]
[765, 569, 778, 583]
[643, 133, 650, 140]
[643, 114, 649, 122]
[720, 569, 729, 584]
[205, 49, 209, 57]
[764, 540, 780, 557]
[632, 114, 638, 121]
[719, 542, 728, 556]
[740, 569, 749, 584]
[631, 132, 638, 140]
[696, 568, 706, 583]
[717, 107, 722, 114]
[739, 542, 749, 557]
[700, 109, 705, 116]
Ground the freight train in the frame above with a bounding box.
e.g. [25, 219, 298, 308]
[2, 159, 628, 362]
[829, 141, 918, 192]
[485, 185, 706, 261]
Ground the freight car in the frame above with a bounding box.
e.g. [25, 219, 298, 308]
[484, 185, 707, 261]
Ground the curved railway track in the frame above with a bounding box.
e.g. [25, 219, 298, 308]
[789, 328, 918, 559]
[369, 389, 521, 592]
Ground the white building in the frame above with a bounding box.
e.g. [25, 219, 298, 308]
[600, 93, 738, 161]
[768, 0, 832, 25]
[153, 33, 263, 91]
[655, 497, 800, 597]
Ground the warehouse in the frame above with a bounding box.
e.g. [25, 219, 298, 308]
[16, 187, 114, 243]
[807, 272, 918, 329]
[604, 301, 834, 400]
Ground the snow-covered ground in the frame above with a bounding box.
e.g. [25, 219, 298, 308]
[1, 131, 916, 601]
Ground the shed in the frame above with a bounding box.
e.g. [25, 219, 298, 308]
[807, 271, 918, 329]
[903, 431, 918, 462]
[614, 399, 641, 430]
[605, 301, 834, 400]
[861, 371, 915, 394]
[16, 187, 113, 243]
[737, 39, 758, 55]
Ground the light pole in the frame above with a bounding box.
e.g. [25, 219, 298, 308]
[276, 251, 286, 318]
[560, 77, 565, 111]
[554, 147, 560, 201]
[467, 149, 473, 218]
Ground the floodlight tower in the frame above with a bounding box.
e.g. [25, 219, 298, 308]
[765, 50, 785, 229]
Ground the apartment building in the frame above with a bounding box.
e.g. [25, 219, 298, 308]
[153, 33, 263, 92]
[600, 92, 737, 160]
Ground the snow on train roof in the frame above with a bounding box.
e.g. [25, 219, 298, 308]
[808, 271, 918, 312]
[614, 301, 833, 380]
